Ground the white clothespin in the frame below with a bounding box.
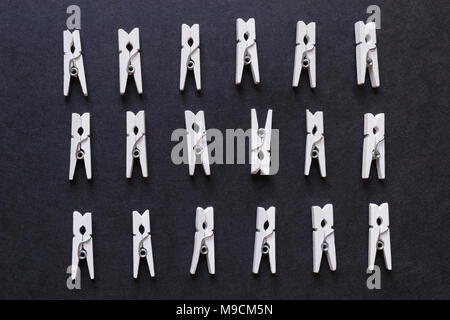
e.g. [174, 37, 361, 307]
[190, 207, 215, 275]
[312, 204, 336, 273]
[362, 113, 385, 179]
[368, 203, 391, 271]
[236, 18, 260, 85]
[292, 21, 316, 88]
[185, 110, 210, 176]
[180, 24, 201, 91]
[126, 111, 148, 178]
[251, 109, 272, 175]
[118, 28, 143, 95]
[305, 109, 326, 177]
[252, 207, 276, 274]
[355, 21, 380, 88]
[63, 30, 88, 96]
[71, 211, 94, 281]
[69, 113, 92, 180]
[132, 210, 155, 278]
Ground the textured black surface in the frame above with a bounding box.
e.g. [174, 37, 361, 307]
[0, 0, 449, 299]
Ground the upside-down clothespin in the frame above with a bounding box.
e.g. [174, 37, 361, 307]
[355, 21, 380, 88]
[312, 204, 336, 273]
[126, 111, 148, 178]
[362, 113, 385, 179]
[185, 110, 210, 176]
[69, 113, 92, 180]
[180, 24, 201, 91]
[251, 109, 273, 175]
[236, 18, 260, 85]
[63, 30, 88, 96]
[118, 28, 143, 95]
[132, 210, 155, 278]
[253, 207, 276, 274]
[368, 203, 391, 271]
[71, 211, 94, 281]
[292, 21, 316, 88]
[190, 207, 215, 275]
[305, 109, 326, 177]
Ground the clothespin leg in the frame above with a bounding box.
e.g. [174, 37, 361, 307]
[77, 56, 88, 96]
[318, 142, 326, 178]
[145, 237, 155, 277]
[83, 139, 92, 180]
[356, 45, 368, 86]
[252, 233, 263, 274]
[312, 232, 323, 273]
[381, 230, 392, 270]
[133, 237, 140, 279]
[84, 239, 94, 280]
[205, 236, 215, 274]
[190, 233, 202, 274]
[64, 56, 71, 96]
[292, 46, 303, 87]
[376, 142, 385, 180]
[362, 139, 373, 179]
[368, 50, 380, 88]
[325, 233, 336, 271]
[187, 135, 196, 176]
[368, 228, 378, 271]
[307, 50, 316, 88]
[192, 50, 201, 91]
[132, 54, 143, 94]
[248, 44, 260, 84]
[69, 140, 78, 180]
[235, 43, 245, 85]
[267, 234, 276, 274]
[71, 238, 80, 280]
[179, 49, 189, 91]
[119, 54, 129, 95]
[304, 137, 313, 176]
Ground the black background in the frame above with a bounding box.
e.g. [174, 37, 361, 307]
[0, 0, 448, 300]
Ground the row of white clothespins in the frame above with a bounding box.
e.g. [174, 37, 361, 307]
[71, 203, 391, 281]
[70, 109, 385, 180]
[64, 19, 380, 96]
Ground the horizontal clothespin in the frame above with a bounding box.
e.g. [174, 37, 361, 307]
[292, 21, 316, 88]
[355, 21, 380, 88]
[69, 113, 91, 180]
[362, 113, 385, 180]
[185, 110, 210, 176]
[312, 204, 336, 273]
[368, 203, 391, 271]
[180, 24, 201, 91]
[71, 211, 94, 281]
[251, 109, 272, 175]
[236, 18, 260, 85]
[253, 207, 276, 274]
[118, 28, 143, 95]
[126, 111, 148, 178]
[190, 207, 215, 275]
[133, 210, 155, 278]
[63, 30, 88, 96]
[305, 109, 326, 177]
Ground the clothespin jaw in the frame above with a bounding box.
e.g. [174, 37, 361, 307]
[292, 21, 316, 88]
[368, 203, 391, 271]
[69, 113, 92, 181]
[362, 113, 385, 180]
[236, 18, 260, 85]
[132, 210, 155, 278]
[251, 109, 273, 175]
[312, 204, 336, 273]
[185, 110, 210, 176]
[180, 24, 201, 91]
[305, 109, 326, 177]
[71, 211, 94, 281]
[63, 30, 88, 96]
[252, 207, 276, 274]
[126, 111, 148, 179]
[118, 28, 143, 95]
[190, 207, 215, 275]
[355, 21, 380, 88]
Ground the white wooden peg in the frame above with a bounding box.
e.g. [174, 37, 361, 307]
[252, 207, 276, 274]
[71, 211, 94, 281]
[368, 203, 392, 271]
[185, 110, 210, 176]
[63, 30, 88, 96]
[133, 210, 155, 278]
[180, 24, 201, 91]
[69, 113, 91, 180]
[305, 109, 326, 177]
[118, 28, 143, 95]
[312, 204, 336, 273]
[362, 113, 385, 179]
[251, 109, 273, 175]
[190, 207, 215, 275]
[355, 21, 380, 88]
[126, 111, 148, 178]
[236, 18, 260, 85]
[292, 21, 316, 88]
